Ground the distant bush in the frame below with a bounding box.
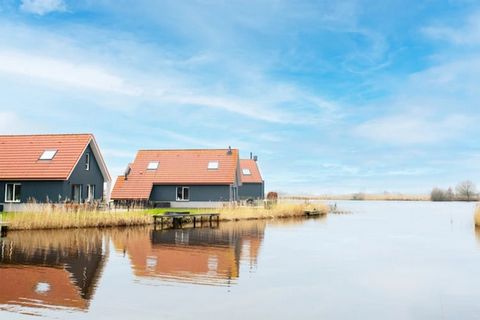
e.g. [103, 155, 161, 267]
[431, 188, 448, 201]
[351, 192, 365, 201]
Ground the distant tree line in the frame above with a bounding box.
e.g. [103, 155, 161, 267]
[431, 181, 478, 201]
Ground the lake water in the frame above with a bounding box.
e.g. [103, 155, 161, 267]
[1, 201, 480, 319]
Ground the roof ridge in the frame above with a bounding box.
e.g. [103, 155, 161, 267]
[138, 148, 239, 151]
[0, 133, 93, 137]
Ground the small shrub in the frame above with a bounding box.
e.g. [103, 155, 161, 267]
[352, 193, 365, 201]
[431, 188, 447, 201]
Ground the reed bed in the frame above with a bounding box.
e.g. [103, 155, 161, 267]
[4, 210, 151, 231]
[218, 202, 328, 221]
[474, 206, 480, 227]
[2, 202, 329, 231]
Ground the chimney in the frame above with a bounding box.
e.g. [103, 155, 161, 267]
[250, 152, 253, 159]
[124, 164, 131, 180]
[227, 146, 232, 155]
[253, 155, 258, 162]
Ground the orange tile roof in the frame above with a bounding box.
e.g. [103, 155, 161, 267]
[111, 149, 239, 200]
[0, 134, 98, 180]
[0, 266, 88, 310]
[240, 159, 263, 183]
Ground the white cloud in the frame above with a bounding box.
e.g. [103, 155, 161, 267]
[20, 0, 66, 15]
[0, 111, 37, 134]
[354, 112, 471, 145]
[0, 50, 141, 95]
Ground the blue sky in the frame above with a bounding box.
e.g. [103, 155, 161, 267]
[0, 0, 479, 194]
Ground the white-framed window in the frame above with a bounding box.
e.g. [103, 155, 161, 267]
[147, 161, 159, 170]
[39, 150, 57, 160]
[85, 152, 90, 171]
[86, 184, 95, 202]
[176, 187, 190, 201]
[5, 183, 21, 203]
[242, 168, 251, 175]
[72, 184, 82, 203]
[208, 161, 219, 170]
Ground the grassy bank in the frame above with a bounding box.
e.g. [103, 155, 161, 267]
[1, 202, 328, 231]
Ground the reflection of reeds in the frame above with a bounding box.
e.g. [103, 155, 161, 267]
[5, 210, 151, 231]
[474, 206, 480, 227]
[4, 228, 105, 255]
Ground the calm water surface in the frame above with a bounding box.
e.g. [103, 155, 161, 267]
[1, 201, 480, 319]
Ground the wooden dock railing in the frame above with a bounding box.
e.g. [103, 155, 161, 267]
[153, 212, 220, 229]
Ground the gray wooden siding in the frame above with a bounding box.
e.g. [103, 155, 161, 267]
[67, 145, 104, 200]
[239, 182, 265, 200]
[150, 185, 231, 202]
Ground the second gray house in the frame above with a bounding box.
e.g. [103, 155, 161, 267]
[111, 148, 243, 208]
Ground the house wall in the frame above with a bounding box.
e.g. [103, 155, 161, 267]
[239, 182, 265, 200]
[0, 181, 65, 203]
[0, 145, 105, 206]
[150, 185, 231, 202]
[67, 145, 105, 201]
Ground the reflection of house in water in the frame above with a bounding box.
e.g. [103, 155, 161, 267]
[113, 222, 265, 286]
[0, 230, 107, 311]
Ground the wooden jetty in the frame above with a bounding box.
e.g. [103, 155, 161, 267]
[304, 210, 325, 217]
[153, 212, 220, 229]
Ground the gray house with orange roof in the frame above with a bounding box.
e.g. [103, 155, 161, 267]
[0, 134, 111, 211]
[111, 148, 243, 208]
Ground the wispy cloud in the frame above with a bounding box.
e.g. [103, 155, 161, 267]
[0, 21, 341, 124]
[0, 50, 140, 95]
[0, 111, 40, 134]
[20, 0, 66, 15]
[354, 111, 471, 145]
[422, 11, 480, 45]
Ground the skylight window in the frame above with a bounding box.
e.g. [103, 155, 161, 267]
[39, 150, 57, 160]
[242, 168, 251, 175]
[208, 161, 219, 170]
[147, 161, 159, 170]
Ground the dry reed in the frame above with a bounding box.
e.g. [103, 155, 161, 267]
[474, 206, 480, 227]
[218, 202, 328, 221]
[4, 210, 151, 231]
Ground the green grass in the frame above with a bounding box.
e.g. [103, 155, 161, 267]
[142, 208, 209, 215]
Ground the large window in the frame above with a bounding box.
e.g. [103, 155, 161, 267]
[176, 187, 190, 201]
[5, 183, 21, 203]
[86, 184, 95, 202]
[85, 153, 90, 171]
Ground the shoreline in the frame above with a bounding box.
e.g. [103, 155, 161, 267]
[1, 203, 328, 231]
